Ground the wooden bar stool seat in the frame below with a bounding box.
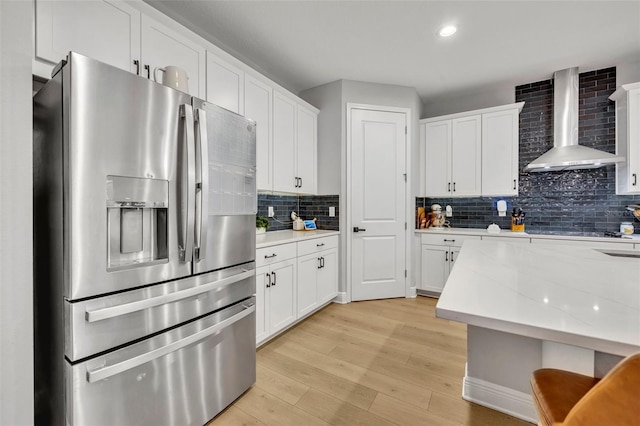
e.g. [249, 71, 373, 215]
[530, 352, 640, 426]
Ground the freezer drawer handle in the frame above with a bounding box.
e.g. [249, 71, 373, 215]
[85, 269, 255, 323]
[86, 302, 255, 383]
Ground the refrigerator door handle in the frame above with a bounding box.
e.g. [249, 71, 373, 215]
[85, 269, 255, 323]
[194, 108, 209, 261]
[86, 302, 255, 383]
[180, 104, 196, 263]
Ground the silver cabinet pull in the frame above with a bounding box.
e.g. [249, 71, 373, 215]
[194, 108, 209, 261]
[86, 304, 255, 383]
[85, 269, 255, 323]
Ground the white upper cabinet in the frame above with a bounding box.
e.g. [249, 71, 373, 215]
[451, 115, 481, 196]
[423, 115, 481, 197]
[482, 108, 520, 196]
[272, 91, 318, 194]
[245, 74, 273, 191]
[296, 104, 317, 195]
[206, 52, 244, 114]
[422, 102, 523, 198]
[611, 82, 640, 194]
[34, 0, 140, 75]
[424, 121, 451, 196]
[141, 15, 205, 98]
[273, 92, 298, 193]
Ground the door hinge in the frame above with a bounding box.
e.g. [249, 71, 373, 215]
[405, 222, 407, 230]
[403, 173, 407, 182]
[405, 126, 407, 135]
[405, 270, 407, 278]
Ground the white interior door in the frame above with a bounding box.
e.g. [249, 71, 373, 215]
[350, 108, 406, 301]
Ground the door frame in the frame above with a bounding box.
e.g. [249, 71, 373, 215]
[345, 103, 414, 303]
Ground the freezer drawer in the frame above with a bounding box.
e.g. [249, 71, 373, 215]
[65, 263, 255, 361]
[66, 297, 256, 426]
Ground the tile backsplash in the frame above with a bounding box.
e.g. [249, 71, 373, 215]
[418, 67, 640, 236]
[257, 193, 339, 231]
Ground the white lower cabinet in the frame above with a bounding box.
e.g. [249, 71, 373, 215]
[256, 235, 339, 346]
[419, 233, 480, 295]
[296, 236, 339, 318]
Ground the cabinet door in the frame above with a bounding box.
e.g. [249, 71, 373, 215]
[420, 245, 449, 294]
[627, 89, 640, 193]
[424, 121, 451, 196]
[141, 15, 205, 98]
[317, 249, 338, 305]
[482, 109, 519, 196]
[297, 253, 319, 317]
[451, 115, 482, 196]
[35, 0, 140, 73]
[272, 92, 297, 193]
[268, 260, 297, 335]
[255, 266, 270, 345]
[206, 52, 244, 114]
[245, 75, 273, 191]
[449, 247, 461, 276]
[296, 105, 317, 194]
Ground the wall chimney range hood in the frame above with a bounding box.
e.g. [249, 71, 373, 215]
[524, 67, 624, 172]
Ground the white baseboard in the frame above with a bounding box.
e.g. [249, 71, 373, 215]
[406, 286, 417, 298]
[333, 292, 349, 304]
[462, 373, 538, 424]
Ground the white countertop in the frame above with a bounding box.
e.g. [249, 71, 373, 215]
[436, 239, 640, 356]
[416, 227, 639, 244]
[256, 229, 340, 249]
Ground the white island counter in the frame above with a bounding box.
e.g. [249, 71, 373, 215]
[436, 239, 640, 422]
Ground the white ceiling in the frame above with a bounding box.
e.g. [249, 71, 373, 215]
[147, 1, 640, 102]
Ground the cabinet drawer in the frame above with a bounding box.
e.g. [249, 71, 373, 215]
[256, 243, 297, 267]
[421, 233, 480, 247]
[298, 235, 339, 257]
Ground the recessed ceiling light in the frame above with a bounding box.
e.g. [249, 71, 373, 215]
[438, 25, 457, 37]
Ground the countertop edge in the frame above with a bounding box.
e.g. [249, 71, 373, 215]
[415, 228, 638, 244]
[256, 230, 340, 249]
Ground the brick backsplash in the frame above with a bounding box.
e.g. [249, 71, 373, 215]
[257, 194, 339, 231]
[418, 67, 640, 236]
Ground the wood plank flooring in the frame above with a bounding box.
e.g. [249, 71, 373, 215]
[207, 297, 531, 426]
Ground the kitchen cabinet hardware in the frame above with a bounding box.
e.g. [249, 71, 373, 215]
[320, 257, 325, 268]
[513, 179, 517, 190]
[144, 64, 150, 79]
[316, 243, 325, 247]
[450, 251, 455, 262]
[353, 226, 367, 233]
[633, 173, 637, 186]
[445, 251, 449, 261]
[453, 182, 456, 192]
[264, 253, 277, 259]
[443, 239, 455, 242]
[317, 257, 322, 269]
[134, 59, 140, 75]
[271, 271, 276, 286]
[266, 273, 271, 288]
[448, 182, 451, 192]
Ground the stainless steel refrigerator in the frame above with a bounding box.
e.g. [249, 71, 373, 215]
[33, 52, 257, 425]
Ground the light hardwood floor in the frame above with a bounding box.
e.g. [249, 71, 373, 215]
[207, 297, 532, 426]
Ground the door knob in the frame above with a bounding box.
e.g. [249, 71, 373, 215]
[353, 226, 367, 233]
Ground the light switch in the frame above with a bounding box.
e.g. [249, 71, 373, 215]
[329, 206, 335, 217]
[268, 206, 274, 217]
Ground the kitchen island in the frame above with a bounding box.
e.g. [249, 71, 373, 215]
[436, 239, 640, 422]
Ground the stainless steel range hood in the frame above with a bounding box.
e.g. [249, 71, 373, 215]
[524, 67, 624, 172]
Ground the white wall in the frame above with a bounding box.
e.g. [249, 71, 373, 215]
[422, 81, 515, 119]
[299, 80, 342, 195]
[0, 1, 34, 425]
[617, 60, 640, 86]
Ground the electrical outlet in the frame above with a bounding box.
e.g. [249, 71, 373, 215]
[329, 206, 335, 217]
[268, 206, 274, 217]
